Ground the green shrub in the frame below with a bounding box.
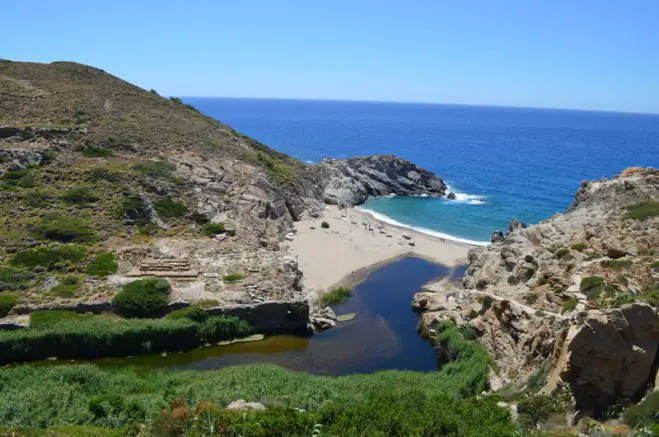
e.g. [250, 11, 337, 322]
[88, 168, 121, 182]
[82, 147, 113, 158]
[222, 273, 246, 283]
[62, 187, 100, 204]
[570, 243, 586, 252]
[166, 305, 209, 323]
[112, 279, 170, 318]
[169, 97, 183, 104]
[517, 395, 559, 429]
[30, 310, 94, 328]
[1, 169, 36, 188]
[190, 212, 210, 225]
[561, 297, 578, 313]
[86, 253, 118, 277]
[119, 195, 150, 226]
[639, 287, 659, 306]
[554, 248, 570, 259]
[256, 151, 299, 185]
[601, 258, 633, 271]
[623, 391, 659, 428]
[523, 293, 539, 305]
[132, 159, 177, 182]
[153, 197, 187, 218]
[198, 316, 253, 342]
[611, 292, 634, 307]
[321, 221, 330, 229]
[9, 245, 87, 270]
[580, 276, 604, 300]
[536, 276, 548, 286]
[51, 275, 82, 298]
[0, 293, 18, 317]
[23, 189, 50, 207]
[31, 216, 96, 243]
[0, 267, 34, 291]
[624, 199, 659, 220]
[507, 275, 519, 285]
[318, 286, 352, 306]
[202, 222, 225, 236]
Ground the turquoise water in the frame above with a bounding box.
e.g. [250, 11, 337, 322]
[185, 98, 659, 242]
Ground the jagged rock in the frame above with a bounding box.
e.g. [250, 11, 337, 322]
[491, 230, 505, 243]
[311, 317, 336, 331]
[314, 306, 337, 321]
[447, 192, 456, 200]
[227, 400, 266, 411]
[506, 219, 527, 235]
[315, 155, 447, 206]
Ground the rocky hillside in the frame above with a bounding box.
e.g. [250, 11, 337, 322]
[0, 59, 448, 320]
[416, 168, 658, 417]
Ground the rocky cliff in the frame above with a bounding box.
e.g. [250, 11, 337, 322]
[416, 168, 658, 416]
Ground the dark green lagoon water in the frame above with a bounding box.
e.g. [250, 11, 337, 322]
[84, 258, 466, 375]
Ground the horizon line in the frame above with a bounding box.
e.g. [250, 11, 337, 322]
[177, 95, 659, 117]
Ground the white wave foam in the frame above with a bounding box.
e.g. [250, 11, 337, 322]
[356, 207, 489, 247]
[445, 184, 487, 205]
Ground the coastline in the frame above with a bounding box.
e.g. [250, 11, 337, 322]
[287, 205, 478, 292]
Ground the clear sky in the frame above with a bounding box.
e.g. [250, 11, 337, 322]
[2, 1, 659, 113]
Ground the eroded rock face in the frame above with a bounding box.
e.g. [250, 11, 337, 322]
[415, 168, 659, 412]
[314, 155, 447, 206]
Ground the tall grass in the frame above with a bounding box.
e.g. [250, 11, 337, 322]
[318, 286, 352, 306]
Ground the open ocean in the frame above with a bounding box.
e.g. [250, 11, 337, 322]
[185, 98, 659, 244]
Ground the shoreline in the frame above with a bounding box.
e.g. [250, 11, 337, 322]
[288, 205, 479, 292]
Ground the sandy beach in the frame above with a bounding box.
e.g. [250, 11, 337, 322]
[287, 205, 476, 292]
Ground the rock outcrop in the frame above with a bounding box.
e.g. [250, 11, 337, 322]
[415, 168, 659, 412]
[314, 155, 447, 206]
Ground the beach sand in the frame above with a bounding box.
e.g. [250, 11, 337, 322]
[287, 205, 476, 292]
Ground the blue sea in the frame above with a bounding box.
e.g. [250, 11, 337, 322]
[185, 98, 659, 244]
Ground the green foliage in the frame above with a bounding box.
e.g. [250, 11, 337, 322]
[624, 199, 659, 220]
[561, 297, 578, 313]
[184, 103, 200, 113]
[10, 245, 87, 270]
[23, 189, 50, 207]
[623, 391, 659, 428]
[639, 287, 659, 306]
[202, 222, 225, 237]
[30, 310, 94, 328]
[31, 215, 96, 243]
[611, 291, 634, 307]
[0, 293, 18, 317]
[222, 273, 246, 283]
[132, 159, 177, 182]
[601, 258, 633, 271]
[86, 253, 118, 277]
[0, 322, 514, 434]
[570, 243, 586, 252]
[318, 286, 352, 306]
[523, 293, 539, 305]
[321, 221, 330, 229]
[1, 169, 36, 188]
[554, 248, 570, 259]
[0, 315, 251, 365]
[507, 275, 519, 285]
[51, 275, 82, 298]
[81, 147, 114, 158]
[536, 276, 548, 286]
[166, 305, 209, 323]
[112, 279, 171, 318]
[580, 276, 604, 300]
[119, 195, 150, 226]
[256, 151, 299, 185]
[153, 197, 187, 218]
[517, 395, 560, 429]
[88, 168, 121, 183]
[169, 97, 183, 104]
[62, 186, 100, 204]
[0, 267, 34, 291]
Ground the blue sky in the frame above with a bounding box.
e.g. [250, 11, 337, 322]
[2, 1, 659, 113]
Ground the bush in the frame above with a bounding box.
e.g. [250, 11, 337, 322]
[82, 147, 113, 158]
[517, 394, 559, 429]
[222, 273, 246, 283]
[31, 215, 96, 243]
[536, 276, 548, 286]
[570, 243, 586, 252]
[580, 276, 604, 300]
[601, 258, 633, 270]
[523, 293, 538, 305]
[1, 169, 36, 188]
[88, 168, 121, 182]
[30, 310, 94, 328]
[112, 279, 171, 318]
[507, 275, 519, 285]
[119, 195, 151, 226]
[9, 245, 87, 270]
[318, 286, 352, 306]
[321, 221, 330, 229]
[86, 253, 118, 277]
[0, 267, 34, 291]
[153, 197, 187, 218]
[623, 391, 659, 428]
[0, 293, 18, 317]
[624, 200, 659, 220]
[166, 305, 209, 323]
[554, 248, 570, 259]
[51, 275, 82, 298]
[639, 287, 659, 306]
[0, 315, 252, 364]
[203, 222, 225, 237]
[62, 187, 100, 204]
[169, 97, 183, 104]
[561, 297, 578, 313]
[132, 160, 177, 182]
[23, 189, 50, 207]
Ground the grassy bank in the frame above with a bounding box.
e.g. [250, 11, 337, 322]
[0, 313, 252, 364]
[0, 323, 522, 436]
